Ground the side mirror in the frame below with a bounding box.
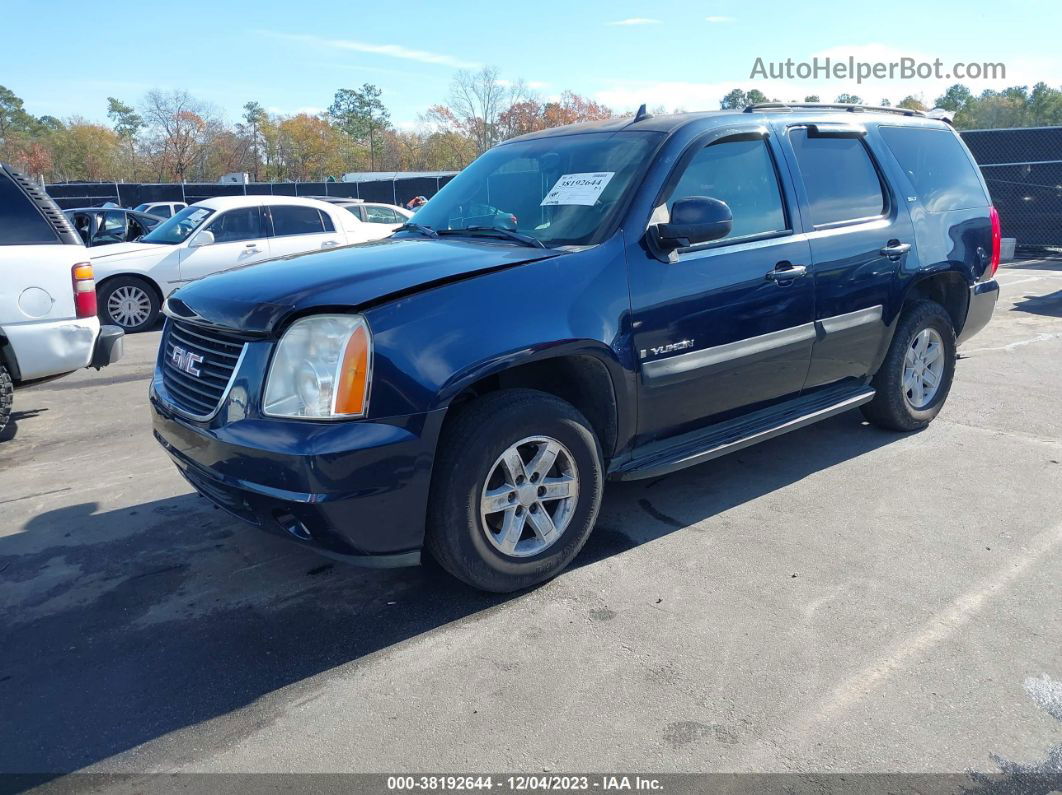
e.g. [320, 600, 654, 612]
[650, 196, 733, 256]
[188, 229, 214, 248]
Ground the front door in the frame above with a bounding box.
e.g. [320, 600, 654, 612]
[179, 205, 271, 285]
[629, 133, 815, 444]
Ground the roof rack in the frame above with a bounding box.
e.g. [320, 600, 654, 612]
[743, 102, 925, 117]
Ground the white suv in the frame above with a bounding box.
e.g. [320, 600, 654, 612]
[0, 164, 123, 435]
[89, 195, 395, 332]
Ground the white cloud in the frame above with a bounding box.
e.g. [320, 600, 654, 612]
[256, 30, 480, 69]
[606, 17, 661, 26]
[705, 16, 736, 22]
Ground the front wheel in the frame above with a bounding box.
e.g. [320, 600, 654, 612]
[426, 389, 604, 592]
[98, 276, 160, 333]
[862, 300, 957, 432]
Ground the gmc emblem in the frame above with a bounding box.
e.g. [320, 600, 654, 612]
[170, 345, 203, 377]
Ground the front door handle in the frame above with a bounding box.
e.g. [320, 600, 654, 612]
[322, 240, 338, 248]
[765, 262, 808, 282]
[880, 241, 912, 259]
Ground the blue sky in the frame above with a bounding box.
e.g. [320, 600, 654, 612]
[2, 0, 1060, 127]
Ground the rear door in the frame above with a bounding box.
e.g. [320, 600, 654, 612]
[178, 205, 271, 284]
[264, 204, 342, 256]
[777, 121, 914, 389]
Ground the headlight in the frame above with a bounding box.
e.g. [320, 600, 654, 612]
[263, 315, 372, 419]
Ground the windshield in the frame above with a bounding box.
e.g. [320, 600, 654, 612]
[408, 131, 662, 248]
[133, 203, 149, 213]
[141, 205, 214, 245]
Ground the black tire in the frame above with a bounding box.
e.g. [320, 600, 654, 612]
[862, 300, 957, 432]
[0, 361, 12, 438]
[426, 389, 604, 592]
[98, 275, 160, 333]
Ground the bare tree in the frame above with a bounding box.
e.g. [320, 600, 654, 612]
[141, 89, 216, 181]
[448, 67, 509, 154]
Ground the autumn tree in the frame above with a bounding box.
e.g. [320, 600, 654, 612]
[448, 67, 508, 153]
[896, 95, 927, 112]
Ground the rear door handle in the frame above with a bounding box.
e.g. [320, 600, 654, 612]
[322, 240, 338, 248]
[765, 262, 808, 282]
[880, 241, 911, 259]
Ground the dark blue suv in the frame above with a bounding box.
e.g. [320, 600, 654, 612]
[151, 103, 1001, 592]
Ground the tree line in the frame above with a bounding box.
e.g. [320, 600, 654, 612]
[2, 71, 1061, 184]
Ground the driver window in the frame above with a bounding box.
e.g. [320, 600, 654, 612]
[663, 138, 788, 242]
[96, 211, 127, 242]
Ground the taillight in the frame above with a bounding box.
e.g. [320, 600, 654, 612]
[72, 262, 97, 318]
[988, 206, 1001, 278]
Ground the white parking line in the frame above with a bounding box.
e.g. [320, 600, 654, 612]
[962, 332, 1062, 354]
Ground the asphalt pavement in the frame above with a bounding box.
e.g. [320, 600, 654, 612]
[1, 259, 1060, 779]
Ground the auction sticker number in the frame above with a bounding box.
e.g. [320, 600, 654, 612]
[540, 173, 615, 206]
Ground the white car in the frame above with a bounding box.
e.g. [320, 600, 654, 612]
[0, 163, 123, 435]
[90, 195, 396, 332]
[133, 201, 187, 218]
[306, 196, 413, 236]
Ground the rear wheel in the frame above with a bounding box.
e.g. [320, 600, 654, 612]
[426, 389, 604, 592]
[862, 300, 957, 431]
[98, 276, 160, 333]
[0, 362, 12, 437]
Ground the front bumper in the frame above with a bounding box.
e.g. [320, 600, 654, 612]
[957, 279, 999, 345]
[151, 390, 446, 565]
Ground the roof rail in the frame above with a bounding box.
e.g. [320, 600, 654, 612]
[743, 102, 925, 118]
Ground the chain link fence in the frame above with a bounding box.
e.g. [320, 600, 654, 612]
[961, 127, 1062, 251]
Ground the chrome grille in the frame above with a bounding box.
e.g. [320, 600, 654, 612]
[160, 319, 247, 419]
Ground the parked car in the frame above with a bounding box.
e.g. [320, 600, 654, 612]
[64, 207, 164, 247]
[307, 196, 412, 236]
[0, 164, 123, 435]
[150, 104, 1000, 591]
[133, 201, 187, 218]
[89, 195, 380, 332]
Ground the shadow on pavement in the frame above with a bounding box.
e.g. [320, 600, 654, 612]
[1012, 288, 1062, 318]
[0, 411, 899, 774]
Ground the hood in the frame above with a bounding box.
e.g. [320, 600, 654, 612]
[89, 241, 165, 260]
[166, 236, 564, 334]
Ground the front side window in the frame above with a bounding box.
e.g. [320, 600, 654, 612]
[663, 138, 788, 241]
[879, 126, 988, 213]
[97, 211, 127, 242]
[207, 207, 264, 243]
[411, 131, 663, 248]
[789, 128, 886, 226]
[0, 173, 58, 245]
[141, 205, 214, 245]
[270, 205, 326, 236]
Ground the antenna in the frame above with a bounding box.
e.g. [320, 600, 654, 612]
[633, 103, 651, 122]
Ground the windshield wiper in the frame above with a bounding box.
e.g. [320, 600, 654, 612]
[394, 222, 438, 239]
[438, 226, 545, 249]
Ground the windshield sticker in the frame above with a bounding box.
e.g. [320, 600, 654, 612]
[540, 172, 615, 206]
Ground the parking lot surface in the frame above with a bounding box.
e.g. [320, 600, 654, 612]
[2, 259, 1060, 777]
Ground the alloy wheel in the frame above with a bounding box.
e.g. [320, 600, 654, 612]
[903, 327, 945, 410]
[479, 435, 579, 558]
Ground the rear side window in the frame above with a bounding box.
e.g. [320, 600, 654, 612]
[320, 210, 335, 232]
[789, 129, 886, 226]
[879, 126, 988, 212]
[664, 138, 788, 241]
[270, 205, 325, 236]
[0, 173, 58, 244]
[209, 207, 264, 243]
[365, 205, 401, 224]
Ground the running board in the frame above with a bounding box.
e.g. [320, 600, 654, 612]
[611, 386, 876, 481]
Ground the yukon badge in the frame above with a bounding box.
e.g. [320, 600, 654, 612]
[640, 339, 695, 359]
[170, 345, 204, 377]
